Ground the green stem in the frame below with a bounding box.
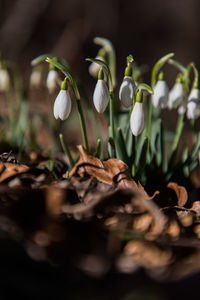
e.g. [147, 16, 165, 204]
[76, 99, 89, 152]
[169, 113, 186, 167]
[109, 91, 115, 157]
[59, 133, 74, 168]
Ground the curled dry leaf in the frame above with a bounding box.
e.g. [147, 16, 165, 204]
[167, 182, 188, 207]
[190, 201, 200, 216]
[69, 145, 159, 199]
[0, 161, 29, 183]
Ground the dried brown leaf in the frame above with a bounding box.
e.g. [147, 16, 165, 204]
[0, 161, 29, 183]
[69, 145, 158, 199]
[191, 201, 200, 215]
[167, 182, 188, 207]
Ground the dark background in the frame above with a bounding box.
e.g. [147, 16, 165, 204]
[0, 0, 200, 87]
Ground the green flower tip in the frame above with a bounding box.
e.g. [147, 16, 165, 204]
[61, 78, 68, 90]
[98, 48, 107, 59]
[125, 63, 132, 77]
[158, 71, 164, 81]
[176, 73, 184, 84]
[193, 78, 199, 89]
[98, 67, 104, 80]
[136, 89, 143, 103]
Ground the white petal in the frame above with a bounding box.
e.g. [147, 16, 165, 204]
[130, 102, 145, 136]
[30, 70, 42, 88]
[53, 90, 72, 120]
[0, 69, 10, 91]
[46, 70, 58, 93]
[89, 56, 103, 78]
[119, 76, 135, 108]
[188, 88, 200, 101]
[168, 83, 185, 109]
[178, 104, 186, 115]
[186, 88, 200, 119]
[152, 80, 169, 108]
[93, 80, 109, 113]
[187, 101, 198, 119]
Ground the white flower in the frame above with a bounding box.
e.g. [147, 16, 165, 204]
[130, 102, 145, 136]
[0, 69, 10, 92]
[89, 56, 104, 78]
[93, 79, 109, 113]
[46, 70, 59, 94]
[178, 104, 187, 115]
[53, 90, 72, 120]
[168, 83, 185, 109]
[30, 70, 42, 88]
[152, 80, 169, 108]
[119, 76, 135, 108]
[186, 88, 200, 119]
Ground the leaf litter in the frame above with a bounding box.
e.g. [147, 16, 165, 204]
[0, 146, 200, 283]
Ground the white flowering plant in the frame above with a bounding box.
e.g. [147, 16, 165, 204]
[11, 37, 200, 189]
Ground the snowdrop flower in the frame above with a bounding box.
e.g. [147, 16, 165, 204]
[46, 69, 59, 94]
[119, 63, 135, 108]
[178, 103, 187, 115]
[89, 55, 105, 78]
[152, 72, 169, 108]
[168, 75, 185, 109]
[186, 88, 200, 120]
[130, 90, 145, 136]
[93, 68, 109, 113]
[0, 68, 10, 92]
[30, 69, 42, 88]
[53, 78, 72, 120]
[119, 76, 135, 108]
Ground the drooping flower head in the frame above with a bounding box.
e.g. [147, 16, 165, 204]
[119, 62, 135, 108]
[89, 48, 107, 78]
[53, 78, 72, 120]
[152, 72, 169, 108]
[46, 64, 59, 94]
[168, 74, 185, 109]
[30, 67, 42, 88]
[130, 90, 145, 136]
[93, 67, 110, 113]
[0, 68, 10, 92]
[187, 87, 200, 120]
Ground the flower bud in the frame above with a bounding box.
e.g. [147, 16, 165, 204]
[178, 104, 186, 115]
[53, 79, 72, 120]
[88, 56, 104, 78]
[119, 76, 135, 108]
[0, 69, 10, 92]
[168, 82, 185, 109]
[30, 69, 42, 88]
[93, 69, 109, 113]
[152, 73, 169, 108]
[130, 90, 145, 136]
[46, 70, 59, 94]
[186, 88, 200, 119]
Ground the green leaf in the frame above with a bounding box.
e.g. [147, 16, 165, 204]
[116, 128, 130, 165]
[135, 137, 149, 177]
[95, 138, 102, 159]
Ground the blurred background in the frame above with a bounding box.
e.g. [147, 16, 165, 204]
[0, 0, 200, 84]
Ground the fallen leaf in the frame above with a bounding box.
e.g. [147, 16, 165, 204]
[0, 162, 29, 183]
[69, 145, 158, 199]
[167, 182, 188, 207]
